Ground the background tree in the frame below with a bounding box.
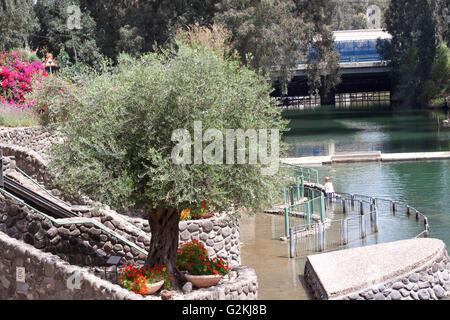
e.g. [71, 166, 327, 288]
[295, 0, 341, 100]
[382, 0, 448, 106]
[0, 0, 40, 51]
[45, 38, 288, 285]
[33, 0, 102, 66]
[215, 0, 341, 96]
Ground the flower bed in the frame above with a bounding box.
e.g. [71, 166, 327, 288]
[119, 264, 172, 296]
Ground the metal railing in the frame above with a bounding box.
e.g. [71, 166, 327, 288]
[0, 186, 148, 256]
[289, 197, 378, 258]
[288, 191, 430, 258]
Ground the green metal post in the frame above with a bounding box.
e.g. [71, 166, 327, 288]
[285, 207, 290, 237]
[306, 201, 311, 228]
[283, 188, 287, 205]
[296, 176, 301, 201]
[310, 189, 315, 214]
[290, 187, 295, 206]
[301, 176, 305, 198]
[320, 193, 326, 222]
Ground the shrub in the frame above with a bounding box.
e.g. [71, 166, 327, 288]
[26, 74, 79, 126]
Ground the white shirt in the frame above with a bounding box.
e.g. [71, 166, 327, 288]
[325, 182, 335, 194]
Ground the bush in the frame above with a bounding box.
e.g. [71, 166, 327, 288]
[26, 75, 79, 126]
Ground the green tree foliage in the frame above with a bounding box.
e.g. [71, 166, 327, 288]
[0, 0, 40, 50]
[33, 0, 102, 66]
[419, 44, 450, 106]
[45, 42, 288, 284]
[215, 0, 341, 95]
[294, 0, 341, 98]
[383, 0, 448, 105]
[79, 0, 220, 59]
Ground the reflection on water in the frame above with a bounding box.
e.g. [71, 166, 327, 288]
[284, 108, 450, 157]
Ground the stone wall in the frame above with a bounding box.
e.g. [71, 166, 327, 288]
[0, 231, 257, 300]
[0, 190, 241, 268]
[304, 238, 450, 300]
[338, 251, 450, 301]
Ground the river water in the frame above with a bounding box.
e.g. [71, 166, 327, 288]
[240, 107, 450, 300]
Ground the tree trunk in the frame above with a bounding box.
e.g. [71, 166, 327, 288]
[145, 206, 185, 288]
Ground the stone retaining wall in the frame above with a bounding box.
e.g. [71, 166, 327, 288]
[0, 231, 257, 300]
[339, 251, 450, 301]
[304, 239, 450, 300]
[0, 190, 241, 268]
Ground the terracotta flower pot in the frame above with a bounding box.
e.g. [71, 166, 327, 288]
[185, 274, 222, 288]
[145, 280, 165, 295]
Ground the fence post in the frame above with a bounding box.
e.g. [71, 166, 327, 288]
[342, 199, 347, 213]
[284, 207, 290, 237]
[320, 193, 326, 222]
[289, 227, 295, 258]
[306, 201, 311, 229]
[360, 201, 364, 215]
[301, 176, 305, 198]
[342, 220, 348, 245]
[392, 202, 396, 215]
[283, 188, 287, 205]
[361, 215, 366, 239]
[318, 223, 324, 252]
[290, 187, 295, 206]
[373, 208, 379, 233]
[296, 177, 301, 201]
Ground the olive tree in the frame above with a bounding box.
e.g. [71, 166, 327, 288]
[47, 42, 288, 285]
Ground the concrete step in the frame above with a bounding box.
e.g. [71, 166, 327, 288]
[331, 151, 382, 163]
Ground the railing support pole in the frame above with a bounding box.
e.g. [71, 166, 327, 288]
[361, 215, 366, 239]
[290, 187, 295, 206]
[301, 177, 304, 199]
[373, 209, 379, 233]
[306, 202, 311, 229]
[289, 227, 295, 258]
[318, 223, 324, 252]
[342, 220, 348, 245]
[284, 207, 290, 238]
[342, 199, 346, 213]
[320, 193, 326, 222]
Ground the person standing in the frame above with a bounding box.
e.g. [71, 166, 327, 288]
[324, 177, 335, 199]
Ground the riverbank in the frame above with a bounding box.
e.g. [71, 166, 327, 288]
[283, 151, 450, 166]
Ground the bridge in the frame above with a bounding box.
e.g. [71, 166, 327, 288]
[273, 29, 393, 107]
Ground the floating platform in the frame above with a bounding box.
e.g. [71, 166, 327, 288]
[283, 151, 450, 166]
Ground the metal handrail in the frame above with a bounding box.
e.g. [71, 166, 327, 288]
[0, 187, 148, 256]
